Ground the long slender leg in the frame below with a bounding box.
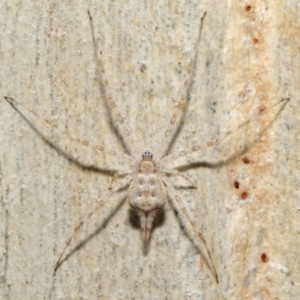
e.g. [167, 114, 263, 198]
[108, 168, 133, 189]
[4, 96, 133, 162]
[161, 167, 197, 188]
[54, 173, 133, 273]
[162, 175, 218, 283]
[156, 12, 207, 158]
[88, 11, 142, 156]
[163, 98, 290, 162]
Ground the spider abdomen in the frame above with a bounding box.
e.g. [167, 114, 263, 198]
[128, 173, 166, 213]
[128, 173, 166, 241]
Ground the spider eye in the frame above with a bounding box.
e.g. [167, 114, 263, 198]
[142, 148, 153, 160]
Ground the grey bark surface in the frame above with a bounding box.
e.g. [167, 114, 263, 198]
[0, 1, 298, 299]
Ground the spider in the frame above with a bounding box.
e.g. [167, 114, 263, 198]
[4, 11, 289, 284]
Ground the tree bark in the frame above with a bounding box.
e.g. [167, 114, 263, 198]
[0, 1, 298, 299]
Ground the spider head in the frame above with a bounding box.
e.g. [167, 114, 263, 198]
[142, 148, 153, 161]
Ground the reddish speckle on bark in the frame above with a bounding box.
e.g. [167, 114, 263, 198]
[234, 181, 240, 189]
[241, 191, 248, 200]
[245, 5, 251, 11]
[261, 253, 269, 262]
[242, 157, 250, 164]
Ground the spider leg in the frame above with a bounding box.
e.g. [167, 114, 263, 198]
[88, 11, 142, 156]
[4, 97, 133, 162]
[109, 168, 133, 189]
[156, 12, 206, 158]
[54, 173, 133, 274]
[162, 175, 218, 283]
[161, 167, 197, 188]
[163, 98, 290, 162]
